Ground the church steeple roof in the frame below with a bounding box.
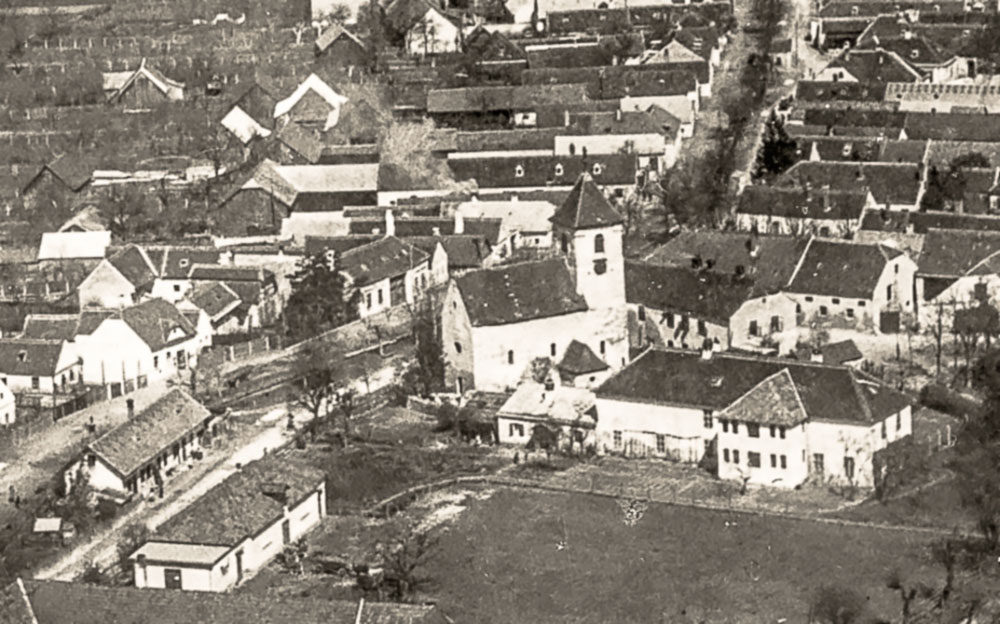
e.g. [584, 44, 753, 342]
[550, 173, 624, 230]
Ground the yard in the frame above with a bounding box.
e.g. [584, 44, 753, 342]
[421, 487, 947, 624]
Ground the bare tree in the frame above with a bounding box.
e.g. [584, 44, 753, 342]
[381, 520, 439, 600]
[293, 340, 338, 439]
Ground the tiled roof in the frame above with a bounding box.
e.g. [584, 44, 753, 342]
[152, 247, 222, 279]
[453, 128, 562, 152]
[903, 113, 1000, 142]
[799, 136, 883, 162]
[558, 339, 609, 375]
[119, 298, 197, 351]
[40, 155, 93, 192]
[550, 173, 623, 230]
[88, 389, 212, 478]
[718, 369, 808, 426]
[878, 139, 928, 164]
[918, 228, 1000, 276]
[860, 208, 1000, 235]
[427, 83, 591, 113]
[315, 23, 367, 53]
[188, 282, 242, 321]
[823, 339, 864, 365]
[864, 34, 952, 65]
[787, 239, 902, 298]
[339, 236, 430, 286]
[405, 235, 492, 269]
[0, 579, 37, 624]
[597, 348, 910, 424]
[521, 65, 704, 98]
[925, 140, 1000, 169]
[153, 452, 324, 547]
[777, 161, 922, 205]
[737, 185, 869, 220]
[21, 315, 79, 341]
[795, 80, 888, 103]
[277, 123, 324, 164]
[449, 154, 637, 189]
[187, 265, 264, 282]
[303, 235, 380, 257]
[0, 339, 70, 377]
[625, 262, 757, 325]
[349, 217, 503, 245]
[20, 579, 446, 624]
[455, 258, 588, 326]
[823, 49, 922, 83]
[802, 108, 906, 128]
[108, 244, 157, 290]
[498, 381, 596, 426]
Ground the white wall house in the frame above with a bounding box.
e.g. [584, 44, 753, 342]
[0, 379, 16, 425]
[0, 339, 82, 396]
[404, 7, 461, 56]
[131, 454, 326, 592]
[336, 236, 433, 319]
[77, 244, 158, 309]
[497, 377, 597, 450]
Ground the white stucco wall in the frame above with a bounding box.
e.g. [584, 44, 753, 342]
[594, 397, 713, 462]
[151, 279, 192, 303]
[717, 421, 809, 488]
[77, 319, 152, 387]
[78, 261, 135, 308]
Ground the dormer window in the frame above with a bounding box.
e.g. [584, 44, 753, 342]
[17, 351, 26, 363]
[850, 5, 859, 14]
[554, 163, 564, 176]
[910, 49, 919, 59]
[591, 163, 603, 176]
[179, 258, 189, 268]
[514, 165, 525, 178]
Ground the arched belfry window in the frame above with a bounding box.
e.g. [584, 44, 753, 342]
[594, 234, 605, 253]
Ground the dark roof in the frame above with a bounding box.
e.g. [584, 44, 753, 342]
[824, 49, 921, 83]
[277, 123, 324, 164]
[521, 66, 703, 98]
[315, 23, 366, 54]
[718, 369, 808, 426]
[862, 34, 952, 65]
[230, 82, 278, 127]
[427, 84, 591, 113]
[448, 154, 637, 189]
[188, 282, 242, 320]
[823, 339, 864, 365]
[903, 113, 1000, 142]
[455, 259, 588, 326]
[0, 580, 36, 624]
[153, 452, 324, 546]
[21, 315, 79, 341]
[795, 80, 888, 103]
[597, 348, 911, 424]
[406, 235, 491, 269]
[20, 579, 446, 624]
[108, 245, 156, 290]
[558, 339, 609, 375]
[626, 262, 757, 324]
[878, 139, 928, 164]
[801, 136, 883, 162]
[550, 173, 623, 229]
[777, 161, 922, 205]
[187, 265, 266, 282]
[304, 235, 380, 257]
[673, 27, 722, 61]
[918, 228, 1000, 276]
[0, 339, 70, 377]
[644, 230, 808, 295]
[787, 239, 901, 298]
[862, 209, 1000, 235]
[88, 389, 212, 478]
[153, 247, 222, 279]
[454, 128, 563, 152]
[122, 298, 197, 351]
[348, 217, 503, 245]
[802, 108, 907, 128]
[339, 236, 429, 286]
[737, 185, 868, 220]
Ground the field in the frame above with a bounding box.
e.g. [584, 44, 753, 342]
[422, 488, 944, 624]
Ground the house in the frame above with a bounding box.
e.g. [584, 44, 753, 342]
[594, 347, 912, 488]
[152, 265, 281, 330]
[885, 83, 1000, 114]
[130, 452, 325, 591]
[673, 26, 726, 68]
[36, 231, 111, 261]
[21, 155, 92, 211]
[442, 174, 628, 392]
[735, 186, 870, 237]
[74, 298, 204, 396]
[915, 228, 1000, 327]
[0, 338, 82, 397]
[902, 113, 1000, 142]
[103, 59, 185, 106]
[785, 239, 917, 333]
[386, 0, 462, 56]
[314, 24, 369, 71]
[793, 80, 890, 109]
[448, 153, 638, 193]
[552, 108, 683, 172]
[273, 74, 348, 132]
[454, 199, 556, 259]
[7, 579, 447, 623]
[77, 244, 158, 308]
[857, 32, 972, 84]
[337, 236, 434, 317]
[625, 262, 799, 354]
[776, 161, 925, 212]
[496, 375, 597, 448]
[426, 84, 592, 129]
[184, 282, 243, 333]
[813, 49, 923, 84]
[221, 81, 279, 145]
[72, 389, 216, 497]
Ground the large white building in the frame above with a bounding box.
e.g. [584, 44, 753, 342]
[441, 174, 629, 393]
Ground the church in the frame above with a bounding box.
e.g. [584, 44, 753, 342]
[441, 173, 629, 393]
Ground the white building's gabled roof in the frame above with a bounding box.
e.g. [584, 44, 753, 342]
[272, 73, 348, 120]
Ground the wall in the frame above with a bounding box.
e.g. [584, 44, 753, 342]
[717, 420, 809, 488]
[135, 561, 214, 592]
[918, 273, 1000, 329]
[553, 133, 666, 160]
[594, 397, 711, 462]
[405, 10, 461, 56]
[734, 213, 860, 237]
[151, 278, 192, 302]
[469, 307, 628, 392]
[78, 261, 135, 308]
[357, 277, 392, 318]
[729, 294, 798, 352]
[558, 223, 627, 311]
[442, 281, 476, 393]
[871, 253, 917, 324]
[790, 292, 875, 331]
[87, 457, 126, 492]
[804, 405, 911, 487]
[632, 304, 729, 350]
[77, 319, 152, 387]
[497, 414, 596, 449]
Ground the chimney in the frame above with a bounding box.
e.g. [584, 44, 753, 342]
[902, 29, 913, 40]
[700, 338, 713, 360]
[260, 482, 289, 506]
[454, 210, 465, 234]
[810, 348, 823, 363]
[615, 109, 623, 122]
[384, 209, 395, 237]
[564, 109, 570, 127]
[544, 377, 555, 391]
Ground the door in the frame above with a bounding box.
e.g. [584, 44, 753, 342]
[164, 568, 182, 590]
[282, 519, 291, 545]
[812, 453, 825, 476]
[880, 311, 900, 334]
[235, 551, 243, 582]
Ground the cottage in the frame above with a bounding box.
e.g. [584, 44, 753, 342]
[103, 59, 185, 106]
[735, 186, 871, 237]
[915, 228, 1000, 328]
[184, 282, 243, 333]
[130, 453, 325, 591]
[442, 174, 628, 392]
[78, 244, 158, 308]
[8, 579, 447, 623]
[0, 338, 81, 398]
[337, 236, 433, 317]
[595, 347, 912, 488]
[776, 161, 924, 212]
[785, 239, 917, 333]
[496, 375, 597, 448]
[152, 265, 280, 331]
[73, 389, 215, 498]
[221, 81, 279, 145]
[386, 0, 462, 56]
[314, 24, 369, 71]
[813, 49, 923, 84]
[273, 74, 348, 131]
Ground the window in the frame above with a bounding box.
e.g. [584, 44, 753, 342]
[805, 296, 813, 302]
[173, 284, 180, 292]
[561, 234, 569, 253]
[894, 264, 899, 274]
[594, 234, 605, 253]
[592, 163, 603, 175]
[844, 456, 855, 479]
[769, 425, 776, 437]
[975, 282, 988, 301]
[509, 423, 524, 437]
[733, 450, 740, 464]
[779, 426, 786, 439]
[796, 303, 802, 314]
[770, 316, 782, 332]
[613, 430, 622, 448]
[697, 320, 707, 336]
[377, 289, 383, 305]
[454, 342, 462, 354]
[748, 452, 760, 467]
[747, 423, 760, 438]
[703, 411, 713, 428]
[780, 455, 787, 469]
[153, 355, 159, 368]
[819, 306, 829, 316]
[16, 351, 25, 363]
[600, 340, 606, 355]
[366, 293, 372, 308]
[554, 163, 564, 176]
[666, 314, 675, 329]
[550, 343, 557, 357]
[770, 454, 777, 468]
[749, 320, 758, 336]
[882, 421, 887, 439]
[656, 434, 665, 453]
[813, 453, 824, 474]
[638, 305, 646, 321]
[858, 300, 866, 307]
[846, 308, 855, 318]
[886, 285, 893, 301]
[896, 411, 902, 431]
[594, 259, 607, 274]
[514, 165, 524, 178]
[31, 377, 39, 390]
[850, 4, 859, 13]
[732, 421, 739, 435]
[164, 569, 182, 589]
[723, 448, 730, 462]
[722, 420, 729, 433]
[831, 298, 840, 305]
[507, 350, 514, 365]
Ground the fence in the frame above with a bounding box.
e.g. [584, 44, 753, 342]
[205, 333, 283, 364]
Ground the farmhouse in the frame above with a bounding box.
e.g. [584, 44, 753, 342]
[77, 244, 158, 308]
[915, 228, 1000, 328]
[103, 59, 185, 106]
[273, 73, 348, 131]
[338, 236, 434, 317]
[496, 376, 597, 448]
[734, 186, 870, 237]
[0, 338, 82, 397]
[130, 453, 325, 592]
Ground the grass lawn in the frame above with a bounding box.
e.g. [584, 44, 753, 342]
[424, 488, 944, 624]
